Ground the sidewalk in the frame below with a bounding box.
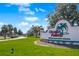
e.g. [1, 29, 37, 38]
[34, 40, 70, 49]
[0, 36, 26, 42]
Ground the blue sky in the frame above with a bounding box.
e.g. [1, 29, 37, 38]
[0, 3, 57, 33]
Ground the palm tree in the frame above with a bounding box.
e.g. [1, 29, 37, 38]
[27, 29, 34, 36]
[27, 25, 44, 37]
[7, 24, 13, 38]
[32, 26, 44, 37]
[56, 23, 68, 35]
[62, 23, 68, 34]
[18, 29, 23, 35]
[13, 27, 17, 34]
[32, 26, 38, 37]
[1, 25, 8, 39]
[0, 31, 1, 36]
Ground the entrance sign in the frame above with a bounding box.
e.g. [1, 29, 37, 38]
[40, 20, 79, 45]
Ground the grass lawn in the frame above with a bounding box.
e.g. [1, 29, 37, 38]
[0, 36, 79, 56]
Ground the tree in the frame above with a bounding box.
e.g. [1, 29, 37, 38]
[7, 24, 13, 38]
[0, 30, 2, 36]
[27, 29, 34, 36]
[48, 3, 79, 27]
[13, 27, 17, 34]
[27, 25, 44, 37]
[1, 24, 23, 38]
[56, 23, 68, 35]
[1, 25, 8, 39]
[18, 29, 23, 35]
[32, 26, 44, 37]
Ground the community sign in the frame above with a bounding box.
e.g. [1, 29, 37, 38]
[40, 20, 79, 45]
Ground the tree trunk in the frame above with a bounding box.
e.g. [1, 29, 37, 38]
[4, 33, 6, 39]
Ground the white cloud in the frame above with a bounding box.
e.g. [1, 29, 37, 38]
[16, 3, 31, 7]
[30, 23, 48, 30]
[16, 21, 30, 33]
[35, 8, 39, 12]
[0, 22, 4, 25]
[25, 11, 35, 15]
[45, 18, 48, 21]
[6, 3, 35, 15]
[19, 7, 26, 12]
[0, 22, 5, 31]
[5, 4, 11, 7]
[24, 16, 39, 22]
[39, 8, 46, 12]
[42, 25, 47, 30]
[19, 7, 30, 12]
[34, 23, 40, 26]
[25, 8, 31, 11]
[6, 3, 31, 7]
[32, 23, 41, 26]
[19, 5, 35, 15]
[35, 8, 46, 12]
[24, 8, 35, 15]
[18, 21, 29, 26]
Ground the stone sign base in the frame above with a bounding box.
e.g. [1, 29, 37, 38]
[40, 39, 79, 49]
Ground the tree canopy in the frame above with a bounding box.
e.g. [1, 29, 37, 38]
[48, 3, 79, 27]
[27, 25, 44, 37]
[0, 24, 23, 39]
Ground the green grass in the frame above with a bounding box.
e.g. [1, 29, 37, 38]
[0, 36, 79, 56]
